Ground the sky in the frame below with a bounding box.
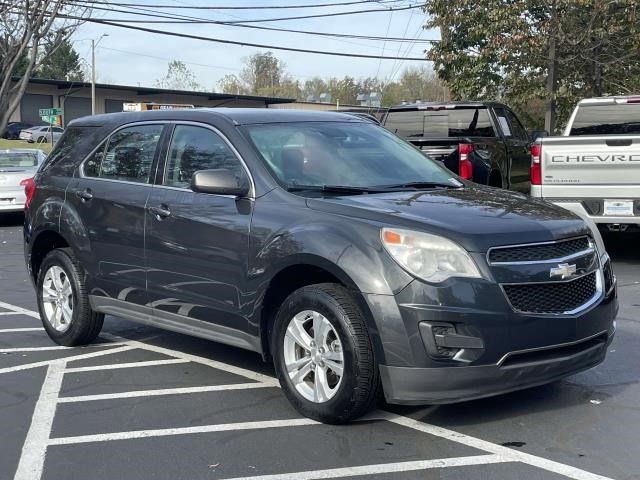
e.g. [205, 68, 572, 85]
[70, 0, 440, 92]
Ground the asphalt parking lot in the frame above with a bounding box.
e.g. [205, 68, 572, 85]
[1, 212, 638, 480]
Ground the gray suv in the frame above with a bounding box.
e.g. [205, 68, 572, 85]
[24, 109, 617, 423]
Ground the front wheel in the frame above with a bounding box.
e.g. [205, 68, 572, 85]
[272, 283, 380, 424]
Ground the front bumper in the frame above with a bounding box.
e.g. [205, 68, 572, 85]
[380, 327, 614, 405]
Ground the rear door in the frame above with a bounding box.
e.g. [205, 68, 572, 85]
[493, 107, 531, 192]
[66, 122, 167, 308]
[145, 123, 256, 349]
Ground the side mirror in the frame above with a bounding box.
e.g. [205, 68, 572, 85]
[190, 169, 250, 197]
[529, 129, 549, 142]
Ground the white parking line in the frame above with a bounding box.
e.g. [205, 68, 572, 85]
[13, 361, 65, 480]
[64, 358, 190, 373]
[0, 301, 40, 318]
[380, 412, 615, 480]
[220, 454, 509, 480]
[0, 300, 618, 480]
[58, 382, 274, 403]
[0, 345, 136, 375]
[0, 343, 123, 353]
[48, 418, 318, 445]
[0, 327, 44, 332]
[104, 334, 279, 386]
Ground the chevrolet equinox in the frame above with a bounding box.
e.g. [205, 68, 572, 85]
[23, 109, 618, 423]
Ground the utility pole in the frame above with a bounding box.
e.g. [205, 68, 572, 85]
[91, 39, 96, 115]
[91, 34, 108, 115]
[545, 0, 558, 134]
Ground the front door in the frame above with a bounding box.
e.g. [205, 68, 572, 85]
[67, 122, 166, 307]
[145, 123, 256, 350]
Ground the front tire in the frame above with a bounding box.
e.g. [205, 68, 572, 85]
[37, 249, 104, 346]
[272, 283, 379, 424]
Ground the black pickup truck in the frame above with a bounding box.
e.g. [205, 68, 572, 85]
[383, 102, 539, 193]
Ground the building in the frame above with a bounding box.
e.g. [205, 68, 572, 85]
[10, 78, 295, 127]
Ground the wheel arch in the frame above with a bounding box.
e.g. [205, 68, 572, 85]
[28, 230, 71, 282]
[258, 256, 384, 365]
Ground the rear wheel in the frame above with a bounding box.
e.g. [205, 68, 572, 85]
[37, 136, 47, 143]
[272, 283, 380, 424]
[37, 249, 104, 346]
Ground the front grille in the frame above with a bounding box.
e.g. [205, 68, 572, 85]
[489, 236, 590, 263]
[503, 272, 598, 314]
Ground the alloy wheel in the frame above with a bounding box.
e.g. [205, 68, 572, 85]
[41, 265, 74, 332]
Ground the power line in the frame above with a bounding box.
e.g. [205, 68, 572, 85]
[70, 0, 425, 24]
[62, 15, 431, 60]
[78, 0, 408, 10]
[68, 1, 437, 44]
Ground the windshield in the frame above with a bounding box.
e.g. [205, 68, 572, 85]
[385, 107, 495, 138]
[0, 152, 38, 168]
[244, 122, 458, 190]
[570, 103, 640, 135]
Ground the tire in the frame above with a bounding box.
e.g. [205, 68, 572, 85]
[272, 283, 380, 424]
[36, 248, 104, 346]
[37, 136, 47, 143]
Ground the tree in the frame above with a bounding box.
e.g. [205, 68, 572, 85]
[36, 37, 84, 81]
[217, 74, 248, 95]
[0, 1, 87, 136]
[155, 60, 203, 91]
[240, 52, 286, 95]
[424, 0, 640, 131]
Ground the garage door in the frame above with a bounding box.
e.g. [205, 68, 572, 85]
[20, 94, 52, 124]
[63, 96, 91, 126]
[105, 99, 125, 113]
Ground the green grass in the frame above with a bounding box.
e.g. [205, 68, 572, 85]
[0, 138, 52, 154]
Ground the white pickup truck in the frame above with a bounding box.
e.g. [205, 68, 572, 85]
[530, 96, 640, 232]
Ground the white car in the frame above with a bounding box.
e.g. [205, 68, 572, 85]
[19, 125, 64, 144]
[0, 149, 47, 213]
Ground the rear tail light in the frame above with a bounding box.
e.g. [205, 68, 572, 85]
[530, 143, 542, 185]
[20, 178, 36, 208]
[458, 143, 474, 180]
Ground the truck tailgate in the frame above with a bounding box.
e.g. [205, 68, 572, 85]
[540, 135, 640, 186]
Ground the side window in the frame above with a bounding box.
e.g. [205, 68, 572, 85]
[84, 124, 163, 183]
[494, 108, 513, 137]
[504, 109, 528, 141]
[41, 126, 101, 176]
[163, 125, 247, 189]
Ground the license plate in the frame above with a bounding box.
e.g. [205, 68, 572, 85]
[0, 198, 15, 205]
[603, 200, 634, 216]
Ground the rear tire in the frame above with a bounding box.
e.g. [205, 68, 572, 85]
[36, 249, 104, 346]
[37, 136, 47, 143]
[272, 283, 380, 424]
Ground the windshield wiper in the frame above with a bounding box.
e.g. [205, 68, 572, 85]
[374, 181, 463, 190]
[285, 184, 389, 194]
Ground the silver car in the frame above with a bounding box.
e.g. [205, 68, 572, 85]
[19, 125, 64, 144]
[0, 149, 47, 213]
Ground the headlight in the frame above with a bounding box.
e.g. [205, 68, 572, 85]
[381, 228, 482, 283]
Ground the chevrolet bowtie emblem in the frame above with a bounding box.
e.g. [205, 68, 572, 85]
[550, 263, 577, 279]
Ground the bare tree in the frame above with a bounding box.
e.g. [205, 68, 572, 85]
[0, 1, 87, 135]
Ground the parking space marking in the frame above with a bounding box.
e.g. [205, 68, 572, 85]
[0, 312, 35, 316]
[380, 413, 614, 480]
[64, 358, 190, 373]
[0, 345, 136, 374]
[13, 361, 65, 480]
[0, 300, 40, 318]
[0, 343, 125, 353]
[220, 454, 509, 480]
[0, 300, 617, 480]
[57, 382, 274, 403]
[0, 327, 44, 332]
[48, 418, 319, 445]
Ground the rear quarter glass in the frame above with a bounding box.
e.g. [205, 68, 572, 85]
[41, 126, 106, 177]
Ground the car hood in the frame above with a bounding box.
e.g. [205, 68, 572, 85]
[306, 187, 589, 252]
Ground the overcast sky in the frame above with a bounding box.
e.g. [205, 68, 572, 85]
[71, 0, 439, 91]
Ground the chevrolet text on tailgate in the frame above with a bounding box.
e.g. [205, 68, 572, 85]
[24, 109, 617, 424]
[531, 96, 640, 231]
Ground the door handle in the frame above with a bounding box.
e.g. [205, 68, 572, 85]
[148, 205, 172, 219]
[75, 188, 93, 201]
